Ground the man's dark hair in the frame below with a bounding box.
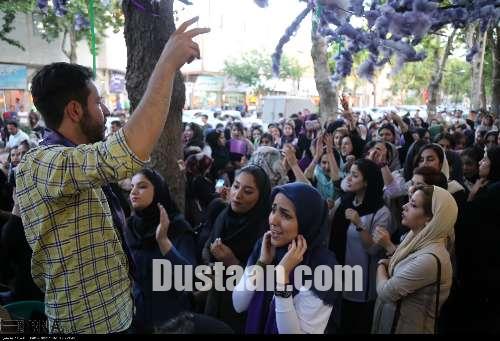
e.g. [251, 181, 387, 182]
[6, 120, 18, 128]
[413, 166, 448, 190]
[111, 120, 122, 128]
[30, 62, 94, 130]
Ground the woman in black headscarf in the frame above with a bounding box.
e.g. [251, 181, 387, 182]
[202, 165, 271, 333]
[124, 168, 197, 332]
[450, 146, 500, 333]
[329, 158, 393, 334]
[233, 183, 340, 334]
[206, 129, 231, 181]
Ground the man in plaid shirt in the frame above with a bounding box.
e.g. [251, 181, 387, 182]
[15, 18, 209, 334]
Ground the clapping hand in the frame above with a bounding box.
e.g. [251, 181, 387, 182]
[210, 238, 239, 266]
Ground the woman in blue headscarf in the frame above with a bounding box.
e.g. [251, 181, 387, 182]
[232, 183, 340, 334]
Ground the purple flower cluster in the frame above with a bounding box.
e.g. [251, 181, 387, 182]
[264, 0, 500, 82]
[74, 13, 90, 31]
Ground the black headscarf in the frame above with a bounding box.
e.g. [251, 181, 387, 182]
[486, 146, 500, 182]
[330, 158, 385, 265]
[127, 169, 191, 248]
[206, 129, 230, 179]
[207, 165, 271, 264]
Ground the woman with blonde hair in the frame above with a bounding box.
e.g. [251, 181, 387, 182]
[372, 185, 458, 334]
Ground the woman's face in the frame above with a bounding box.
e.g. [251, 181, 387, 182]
[334, 132, 344, 149]
[130, 174, 155, 210]
[409, 174, 426, 194]
[402, 190, 431, 230]
[269, 193, 299, 247]
[341, 136, 353, 156]
[260, 137, 272, 146]
[218, 133, 226, 146]
[10, 148, 20, 167]
[230, 172, 260, 214]
[438, 138, 451, 151]
[486, 135, 498, 149]
[270, 127, 280, 139]
[461, 155, 478, 179]
[320, 153, 330, 174]
[479, 155, 491, 179]
[379, 128, 394, 143]
[345, 164, 366, 193]
[184, 126, 194, 141]
[418, 148, 441, 172]
[283, 124, 294, 137]
[252, 129, 262, 141]
[231, 127, 242, 139]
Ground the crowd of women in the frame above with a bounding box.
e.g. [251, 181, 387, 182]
[1, 106, 500, 334]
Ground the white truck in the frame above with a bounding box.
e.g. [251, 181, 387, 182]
[261, 96, 317, 124]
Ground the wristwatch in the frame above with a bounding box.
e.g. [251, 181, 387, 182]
[274, 288, 293, 298]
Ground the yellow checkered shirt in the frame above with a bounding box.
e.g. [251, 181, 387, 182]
[15, 129, 146, 333]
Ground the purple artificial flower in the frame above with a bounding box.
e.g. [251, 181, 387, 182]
[74, 13, 90, 31]
[412, 0, 438, 14]
[254, 0, 269, 8]
[53, 0, 68, 17]
[349, 0, 364, 16]
[358, 56, 375, 80]
[272, 3, 312, 76]
[37, 0, 49, 11]
[466, 43, 479, 63]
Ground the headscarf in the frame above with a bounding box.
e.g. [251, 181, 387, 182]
[486, 146, 500, 182]
[185, 153, 213, 177]
[207, 165, 271, 264]
[388, 186, 458, 274]
[245, 183, 340, 334]
[127, 169, 190, 248]
[249, 146, 288, 188]
[206, 129, 230, 179]
[330, 158, 385, 265]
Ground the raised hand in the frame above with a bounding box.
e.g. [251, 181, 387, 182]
[156, 204, 173, 255]
[283, 144, 298, 167]
[159, 17, 210, 71]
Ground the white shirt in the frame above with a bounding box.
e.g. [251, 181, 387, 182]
[232, 265, 334, 334]
[6, 129, 30, 149]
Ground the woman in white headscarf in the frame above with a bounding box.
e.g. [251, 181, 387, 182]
[372, 185, 458, 334]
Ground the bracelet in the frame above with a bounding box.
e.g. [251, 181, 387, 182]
[255, 260, 267, 269]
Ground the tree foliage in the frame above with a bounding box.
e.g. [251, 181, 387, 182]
[0, 0, 123, 59]
[256, 0, 500, 83]
[223, 49, 307, 92]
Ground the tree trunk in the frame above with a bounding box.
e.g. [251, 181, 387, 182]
[311, 32, 337, 121]
[122, 0, 185, 211]
[469, 24, 488, 111]
[427, 29, 456, 116]
[491, 27, 500, 117]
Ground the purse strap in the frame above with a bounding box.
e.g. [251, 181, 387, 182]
[390, 252, 441, 334]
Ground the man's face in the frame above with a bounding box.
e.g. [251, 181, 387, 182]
[80, 82, 108, 143]
[6, 124, 17, 135]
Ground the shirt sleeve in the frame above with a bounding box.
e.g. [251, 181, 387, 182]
[384, 171, 409, 199]
[20, 129, 147, 201]
[232, 265, 263, 313]
[376, 253, 438, 303]
[275, 289, 333, 334]
[365, 207, 392, 256]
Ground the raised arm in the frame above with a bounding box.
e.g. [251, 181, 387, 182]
[123, 18, 210, 161]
